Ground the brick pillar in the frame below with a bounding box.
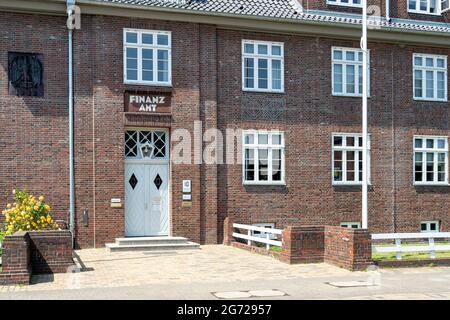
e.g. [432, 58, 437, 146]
[281, 226, 325, 264]
[199, 24, 219, 244]
[0, 231, 31, 285]
[223, 217, 233, 245]
[324, 226, 373, 271]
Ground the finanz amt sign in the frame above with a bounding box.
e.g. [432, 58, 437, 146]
[124, 92, 171, 113]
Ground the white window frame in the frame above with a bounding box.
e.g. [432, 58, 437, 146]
[327, 0, 363, 8]
[332, 133, 371, 186]
[251, 223, 277, 239]
[413, 135, 449, 186]
[413, 53, 447, 102]
[242, 130, 285, 185]
[421, 220, 440, 232]
[332, 47, 370, 97]
[123, 28, 172, 86]
[408, 0, 441, 15]
[242, 40, 284, 93]
[340, 222, 362, 229]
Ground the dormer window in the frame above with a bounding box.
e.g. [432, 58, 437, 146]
[327, 0, 362, 7]
[408, 0, 441, 15]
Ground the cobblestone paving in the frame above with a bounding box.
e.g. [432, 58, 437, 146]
[1, 245, 354, 292]
[2, 245, 450, 294]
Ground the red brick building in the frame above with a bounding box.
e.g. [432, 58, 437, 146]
[1, 0, 450, 248]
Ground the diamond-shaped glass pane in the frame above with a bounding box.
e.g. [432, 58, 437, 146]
[154, 174, 163, 190]
[129, 174, 138, 190]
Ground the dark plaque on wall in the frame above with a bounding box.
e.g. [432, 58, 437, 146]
[124, 91, 172, 113]
[8, 52, 44, 97]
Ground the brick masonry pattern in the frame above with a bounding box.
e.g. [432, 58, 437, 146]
[0, 10, 449, 248]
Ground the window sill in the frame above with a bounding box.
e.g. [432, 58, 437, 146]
[413, 98, 448, 103]
[407, 10, 441, 16]
[243, 181, 286, 186]
[332, 93, 371, 98]
[414, 183, 450, 187]
[242, 88, 285, 94]
[124, 81, 173, 88]
[333, 183, 372, 186]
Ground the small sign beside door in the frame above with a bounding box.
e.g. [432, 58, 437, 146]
[124, 91, 171, 113]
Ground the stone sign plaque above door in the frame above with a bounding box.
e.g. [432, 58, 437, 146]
[124, 91, 172, 113]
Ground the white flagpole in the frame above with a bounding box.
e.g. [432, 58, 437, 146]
[361, 0, 369, 229]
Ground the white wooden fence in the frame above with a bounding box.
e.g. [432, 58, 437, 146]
[372, 232, 450, 260]
[232, 223, 283, 250]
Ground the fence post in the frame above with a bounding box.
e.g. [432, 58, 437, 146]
[429, 237, 436, 259]
[266, 233, 270, 251]
[395, 238, 402, 260]
[247, 229, 252, 246]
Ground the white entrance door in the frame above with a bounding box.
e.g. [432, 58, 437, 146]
[125, 164, 169, 236]
[124, 129, 170, 237]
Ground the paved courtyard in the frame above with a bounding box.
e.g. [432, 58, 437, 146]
[1, 245, 450, 299]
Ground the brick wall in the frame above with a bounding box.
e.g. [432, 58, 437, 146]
[324, 226, 373, 271]
[0, 230, 74, 285]
[1, 11, 450, 248]
[0, 232, 31, 285]
[280, 226, 324, 264]
[28, 230, 74, 274]
[218, 29, 450, 243]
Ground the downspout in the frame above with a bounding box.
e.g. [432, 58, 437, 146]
[386, 0, 391, 21]
[67, 0, 76, 248]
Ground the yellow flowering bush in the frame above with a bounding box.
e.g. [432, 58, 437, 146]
[1, 189, 59, 235]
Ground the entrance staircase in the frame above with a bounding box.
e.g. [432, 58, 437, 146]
[105, 236, 200, 252]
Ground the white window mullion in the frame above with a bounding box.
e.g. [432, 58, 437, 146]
[137, 48, 142, 82]
[255, 57, 260, 90]
[255, 147, 260, 183]
[445, 151, 448, 183]
[343, 63, 347, 95]
[434, 70, 438, 100]
[342, 150, 347, 182]
[433, 151, 438, 182]
[422, 152, 426, 183]
[268, 145, 273, 182]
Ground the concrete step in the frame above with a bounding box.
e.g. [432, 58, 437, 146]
[115, 236, 189, 246]
[105, 241, 200, 252]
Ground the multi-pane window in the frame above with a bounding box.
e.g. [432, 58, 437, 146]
[327, 0, 362, 7]
[332, 47, 369, 96]
[242, 40, 284, 92]
[124, 29, 171, 85]
[413, 54, 447, 101]
[332, 134, 370, 185]
[414, 136, 448, 184]
[340, 222, 361, 229]
[421, 221, 440, 232]
[243, 131, 285, 184]
[408, 0, 440, 14]
[125, 130, 169, 160]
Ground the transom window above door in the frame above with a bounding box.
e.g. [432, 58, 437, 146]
[242, 40, 284, 92]
[327, 0, 362, 7]
[125, 130, 169, 160]
[124, 29, 171, 86]
[413, 136, 448, 185]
